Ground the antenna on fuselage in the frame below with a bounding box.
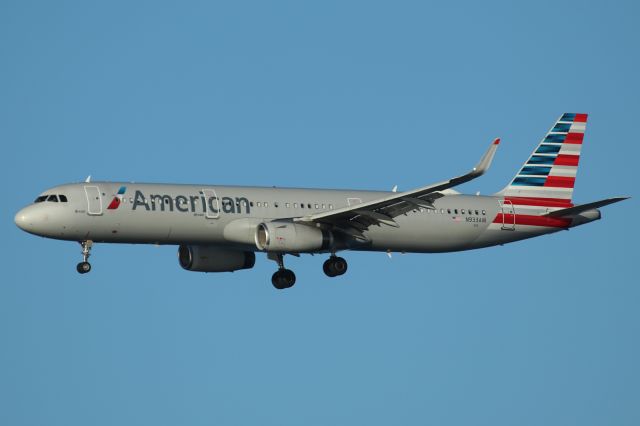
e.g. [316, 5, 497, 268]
[85, 175, 91, 183]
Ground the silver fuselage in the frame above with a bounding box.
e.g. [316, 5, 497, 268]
[15, 182, 597, 253]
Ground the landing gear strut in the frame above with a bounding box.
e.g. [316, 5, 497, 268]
[323, 255, 348, 277]
[76, 240, 93, 274]
[268, 253, 296, 290]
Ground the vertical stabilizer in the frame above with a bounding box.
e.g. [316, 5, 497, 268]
[499, 113, 587, 206]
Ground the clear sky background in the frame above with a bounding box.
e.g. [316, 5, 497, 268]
[1, 1, 638, 425]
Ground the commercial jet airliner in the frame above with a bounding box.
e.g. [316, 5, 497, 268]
[15, 114, 628, 289]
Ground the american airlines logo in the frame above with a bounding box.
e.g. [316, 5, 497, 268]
[130, 190, 251, 214]
[107, 186, 127, 210]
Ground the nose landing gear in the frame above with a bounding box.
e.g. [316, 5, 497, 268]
[323, 255, 348, 277]
[76, 240, 93, 274]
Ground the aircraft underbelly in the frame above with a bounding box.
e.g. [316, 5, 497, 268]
[73, 210, 227, 245]
[364, 212, 487, 253]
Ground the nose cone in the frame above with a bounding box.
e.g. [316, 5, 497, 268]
[14, 207, 30, 231]
[14, 205, 47, 235]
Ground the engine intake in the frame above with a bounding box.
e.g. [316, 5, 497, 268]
[255, 221, 332, 252]
[178, 245, 255, 272]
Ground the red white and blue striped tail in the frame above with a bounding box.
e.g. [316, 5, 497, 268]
[500, 113, 587, 207]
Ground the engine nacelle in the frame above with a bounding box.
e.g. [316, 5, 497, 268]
[178, 245, 255, 272]
[255, 221, 332, 253]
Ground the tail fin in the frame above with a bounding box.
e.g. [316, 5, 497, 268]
[499, 113, 587, 204]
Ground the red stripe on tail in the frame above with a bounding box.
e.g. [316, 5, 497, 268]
[545, 176, 575, 188]
[564, 133, 584, 144]
[554, 154, 580, 166]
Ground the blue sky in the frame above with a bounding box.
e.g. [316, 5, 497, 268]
[1, 1, 638, 425]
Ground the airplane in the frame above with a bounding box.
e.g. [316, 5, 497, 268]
[15, 113, 628, 289]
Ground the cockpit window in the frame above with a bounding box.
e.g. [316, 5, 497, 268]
[34, 194, 67, 203]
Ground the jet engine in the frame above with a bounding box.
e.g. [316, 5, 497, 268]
[178, 245, 255, 272]
[255, 221, 332, 252]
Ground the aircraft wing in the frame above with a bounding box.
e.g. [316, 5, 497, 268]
[294, 138, 500, 238]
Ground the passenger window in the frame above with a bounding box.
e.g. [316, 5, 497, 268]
[294, 203, 298, 208]
[475, 210, 479, 215]
[329, 204, 333, 209]
[265, 202, 269, 208]
[34, 195, 47, 203]
[315, 204, 319, 209]
[285, 203, 290, 208]
[47, 195, 59, 202]
[482, 210, 486, 215]
[250, 201, 254, 207]
[454, 209, 458, 214]
[447, 209, 451, 214]
[274, 202, 279, 208]
[440, 209, 444, 214]
[322, 204, 326, 209]
[301, 204, 305, 209]
[461, 209, 465, 214]
[257, 202, 262, 207]
[307, 204, 311, 209]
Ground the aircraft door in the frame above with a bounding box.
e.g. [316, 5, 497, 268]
[499, 199, 515, 230]
[84, 185, 103, 216]
[202, 188, 220, 219]
[347, 197, 362, 207]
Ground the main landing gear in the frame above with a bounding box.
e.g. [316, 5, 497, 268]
[323, 255, 348, 277]
[269, 253, 296, 290]
[268, 253, 349, 289]
[76, 240, 93, 274]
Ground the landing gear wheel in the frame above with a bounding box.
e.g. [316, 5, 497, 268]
[76, 261, 91, 274]
[323, 259, 336, 277]
[267, 253, 296, 290]
[323, 256, 348, 277]
[332, 257, 347, 276]
[76, 240, 94, 274]
[271, 269, 296, 289]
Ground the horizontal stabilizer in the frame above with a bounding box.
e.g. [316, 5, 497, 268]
[544, 197, 629, 217]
